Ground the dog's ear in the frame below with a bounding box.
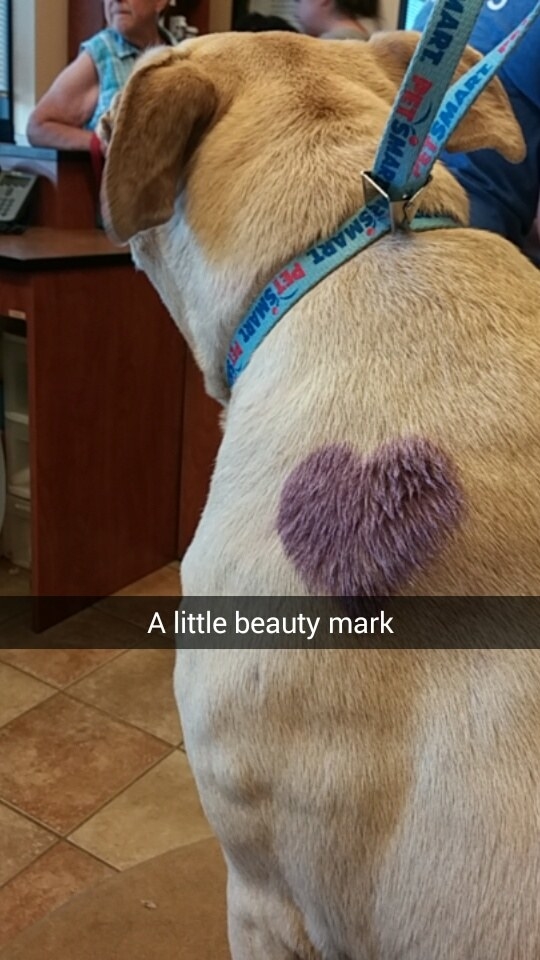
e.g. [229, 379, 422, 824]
[369, 30, 525, 163]
[102, 49, 218, 243]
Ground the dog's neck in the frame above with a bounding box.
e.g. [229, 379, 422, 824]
[132, 148, 470, 407]
[209, 164, 469, 402]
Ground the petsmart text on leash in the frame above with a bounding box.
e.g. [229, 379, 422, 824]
[147, 610, 394, 638]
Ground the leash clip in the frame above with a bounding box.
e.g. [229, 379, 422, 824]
[361, 171, 432, 233]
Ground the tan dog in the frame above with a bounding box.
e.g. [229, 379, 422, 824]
[103, 32, 540, 959]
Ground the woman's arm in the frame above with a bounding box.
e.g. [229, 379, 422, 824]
[26, 52, 100, 151]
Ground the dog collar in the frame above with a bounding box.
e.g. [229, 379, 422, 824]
[225, 210, 457, 387]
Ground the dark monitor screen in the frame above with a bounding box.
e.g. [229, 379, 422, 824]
[398, 0, 430, 30]
[0, 0, 13, 143]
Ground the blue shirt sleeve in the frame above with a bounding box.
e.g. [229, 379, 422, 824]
[412, 3, 432, 31]
[409, 0, 540, 248]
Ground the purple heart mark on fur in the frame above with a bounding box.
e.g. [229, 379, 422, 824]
[277, 438, 464, 596]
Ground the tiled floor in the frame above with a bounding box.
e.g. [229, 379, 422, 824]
[0, 563, 214, 950]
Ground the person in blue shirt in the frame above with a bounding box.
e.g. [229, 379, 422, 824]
[27, 0, 173, 152]
[412, 0, 540, 252]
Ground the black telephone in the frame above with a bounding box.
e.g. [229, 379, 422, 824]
[0, 170, 38, 233]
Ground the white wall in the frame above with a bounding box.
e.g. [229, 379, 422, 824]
[35, 0, 68, 99]
[13, 0, 68, 141]
[379, 0, 400, 29]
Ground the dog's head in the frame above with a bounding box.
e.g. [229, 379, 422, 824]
[101, 31, 525, 400]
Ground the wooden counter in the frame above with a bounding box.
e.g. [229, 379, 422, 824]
[0, 226, 123, 264]
[0, 227, 185, 628]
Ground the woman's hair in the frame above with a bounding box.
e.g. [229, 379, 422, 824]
[234, 12, 299, 31]
[335, 0, 378, 16]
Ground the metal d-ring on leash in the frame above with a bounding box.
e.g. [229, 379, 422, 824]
[225, 0, 540, 388]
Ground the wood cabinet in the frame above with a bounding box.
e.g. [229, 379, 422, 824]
[0, 226, 225, 623]
[0, 228, 186, 628]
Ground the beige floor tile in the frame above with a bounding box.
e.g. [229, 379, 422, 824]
[0, 842, 115, 949]
[95, 595, 178, 633]
[0, 803, 56, 886]
[95, 565, 180, 631]
[0, 606, 145, 650]
[114, 565, 181, 597]
[0, 662, 55, 727]
[0, 694, 170, 834]
[0, 646, 125, 688]
[69, 648, 182, 745]
[0, 607, 147, 687]
[69, 751, 213, 870]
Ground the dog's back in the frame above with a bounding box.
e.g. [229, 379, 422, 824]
[185, 224, 540, 598]
[103, 31, 540, 959]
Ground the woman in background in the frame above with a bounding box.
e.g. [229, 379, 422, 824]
[27, 0, 173, 152]
[295, 0, 378, 40]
